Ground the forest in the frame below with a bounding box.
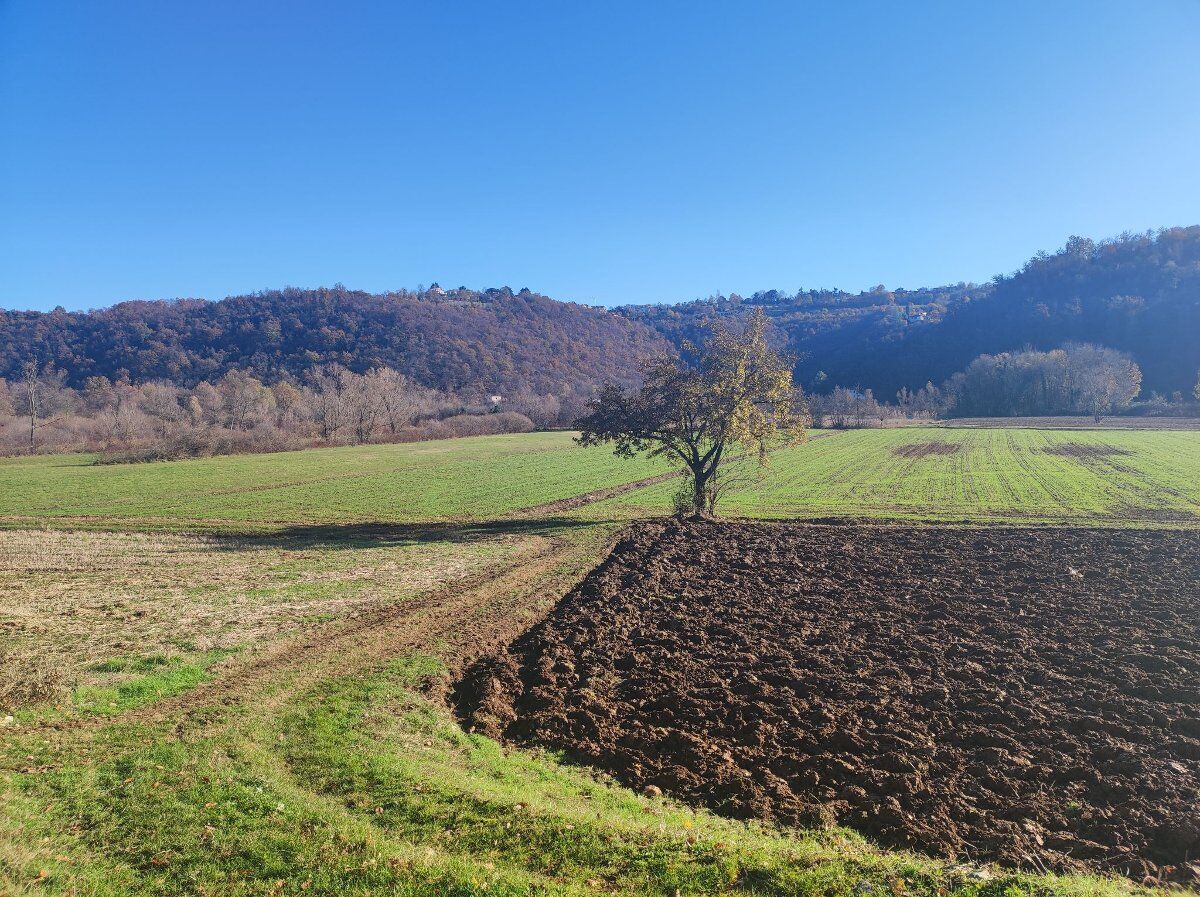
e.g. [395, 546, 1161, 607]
[0, 362, 548, 459]
[0, 284, 667, 400]
[622, 227, 1200, 398]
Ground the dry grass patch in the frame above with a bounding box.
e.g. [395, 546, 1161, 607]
[891, 440, 961, 458]
[0, 528, 539, 711]
[1043, 443, 1135, 459]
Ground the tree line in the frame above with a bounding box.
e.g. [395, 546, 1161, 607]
[4, 340, 1193, 458]
[3, 229, 1197, 422]
[808, 343, 1193, 426]
[0, 363, 551, 460]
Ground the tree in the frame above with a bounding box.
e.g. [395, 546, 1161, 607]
[13, 362, 71, 451]
[217, 370, 275, 430]
[1066, 343, 1142, 422]
[304, 365, 353, 441]
[270, 380, 305, 431]
[139, 383, 183, 438]
[0, 378, 13, 418]
[364, 367, 425, 435]
[190, 381, 223, 426]
[1194, 371, 1200, 402]
[576, 309, 808, 518]
[347, 372, 382, 443]
[944, 343, 1141, 419]
[84, 376, 137, 444]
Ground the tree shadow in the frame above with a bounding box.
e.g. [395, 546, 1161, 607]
[202, 516, 615, 552]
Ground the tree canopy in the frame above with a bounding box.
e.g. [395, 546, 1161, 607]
[945, 343, 1143, 420]
[576, 309, 808, 517]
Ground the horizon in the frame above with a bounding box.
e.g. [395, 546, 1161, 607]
[4, 223, 1194, 317]
[3, 2, 1199, 312]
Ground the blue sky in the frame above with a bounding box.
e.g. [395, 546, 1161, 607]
[2, 1, 1199, 312]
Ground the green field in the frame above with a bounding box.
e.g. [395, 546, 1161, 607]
[1, 427, 1195, 896]
[4, 427, 1195, 531]
[0, 432, 670, 530]
[605, 427, 1200, 525]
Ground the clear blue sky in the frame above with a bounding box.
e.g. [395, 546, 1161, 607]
[2, 1, 1199, 312]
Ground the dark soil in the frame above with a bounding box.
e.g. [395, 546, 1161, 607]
[892, 441, 961, 458]
[1044, 444, 1135, 459]
[456, 521, 1200, 883]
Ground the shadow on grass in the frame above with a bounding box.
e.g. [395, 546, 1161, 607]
[204, 516, 615, 551]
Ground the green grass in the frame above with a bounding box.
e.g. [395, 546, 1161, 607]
[70, 650, 235, 717]
[0, 651, 1145, 897]
[604, 428, 1200, 525]
[5, 428, 1197, 532]
[0, 432, 670, 531]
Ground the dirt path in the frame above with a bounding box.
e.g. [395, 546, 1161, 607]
[9, 526, 613, 746]
[513, 470, 685, 517]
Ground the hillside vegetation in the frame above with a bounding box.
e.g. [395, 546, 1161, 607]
[621, 227, 1200, 398]
[0, 285, 668, 399]
[3, 228, 1199, 410]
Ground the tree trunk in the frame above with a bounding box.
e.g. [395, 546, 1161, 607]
[27, 392, 37, 452]
[690, 466, 714, 520]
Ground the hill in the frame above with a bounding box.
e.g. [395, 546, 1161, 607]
[3, 227, 1198, 405]
[617, 282, 979, 392]
[0, 284, 669, 401]
[619, 227, 1200, 398]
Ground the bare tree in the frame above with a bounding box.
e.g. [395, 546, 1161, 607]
[218, 370, 275, 430]
[14, 362, 71, 452]
[367, 367, 427, 435]
[139, 383, 183, 438]
[270, 380, 305, 431]
[511, 390, 562, 429]
[191, 381, 223, 426]
[304, 365, 352, 441]
[347, 373, 382, 443]
[84, 376, 138, 445]
[1066, 343, 1143, 422]
[0, 378, 14, 418]
[828, 387, 855, 428]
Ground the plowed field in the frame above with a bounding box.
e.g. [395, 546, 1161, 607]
[459, 520, 1200, 883]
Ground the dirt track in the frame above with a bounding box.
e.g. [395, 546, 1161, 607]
[10, 526, 603, 743]
[457, 520, 1200, 883]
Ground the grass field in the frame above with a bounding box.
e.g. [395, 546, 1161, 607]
[0, 432, 671, 530]
[3, 427, 1197, 531]
[1, 427, 1196, 896]
[606, 428, 1200, 525]
[0, 527, 538, 710]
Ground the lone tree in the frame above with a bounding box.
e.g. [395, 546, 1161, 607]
[576, 308, 808, 518]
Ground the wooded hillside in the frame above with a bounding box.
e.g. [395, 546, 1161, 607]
[0, 285, 669, 402]
[620, 227, 1200, 397]
[3, 227, 1198, 403]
